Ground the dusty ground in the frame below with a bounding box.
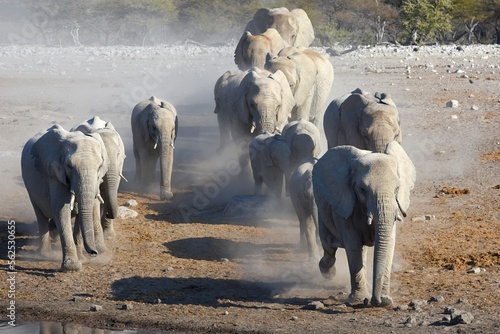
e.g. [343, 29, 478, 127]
[0, 44, 499, 333]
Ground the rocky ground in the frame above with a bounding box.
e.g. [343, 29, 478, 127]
[0, 43, 499, 333]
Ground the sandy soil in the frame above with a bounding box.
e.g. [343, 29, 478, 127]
[0, 44, 499, 333]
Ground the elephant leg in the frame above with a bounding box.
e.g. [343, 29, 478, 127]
[319, 245, 337, 280]
[133, 143, 142, 185]
[345, 244, 370, 303]
[33, 205, 52, 257]
[142, 154, 158, 188]
[317, 200, 338, 279]
[216, 113, 231, 154]
[268, 172, 283, 198]
[304, 215, 321, 260]
[254, 175, 264, 195]
[101, 216, 115, 239]
[92, 199, 107, 253]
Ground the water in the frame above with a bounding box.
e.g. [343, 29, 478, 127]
[0, 320, 168, 334]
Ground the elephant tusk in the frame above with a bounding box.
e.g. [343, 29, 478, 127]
[97, 193, 105, 204]
[396, 214, 403, 222]
[367, 216, 373, 226]
[170, 142, 174, 149]
[250, 123, 256, 134]
[154, 142, 158, 150]
[70, 193, 76, 211]
[120, 173, 129, 183]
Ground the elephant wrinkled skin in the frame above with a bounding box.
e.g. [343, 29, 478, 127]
[234, 28, 288, 70]
[21, 125, 109, 271]
[312, 142, 416, 307]
[132, 96, 178, 200]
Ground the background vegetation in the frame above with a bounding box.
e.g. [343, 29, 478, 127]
[1, 0, 499, 46]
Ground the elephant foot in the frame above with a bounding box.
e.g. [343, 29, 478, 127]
[96, 242, 107, 254]
[319, 255, 336, 280]
[60, 257, 82, 272]
[103, 226, 116, 240]
[371, 295, 393, 307]
[347, 290, 371, 305]
[160, 188, 173, 200]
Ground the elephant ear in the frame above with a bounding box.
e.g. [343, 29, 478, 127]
[291, 8, 315, 47]
[263, 28, 288, 52]
[269, 69, 295, 129]
[31, 125, 69, 186]
[385, 141, 416, 216]
[234, 70, 258, 125]
[374, 92, 396, 107]
[313, 146, 369, 219]
[234, 31, 251, 69]
[338, 93, 371, 148]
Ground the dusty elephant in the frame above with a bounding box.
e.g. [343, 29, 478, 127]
[244, 7, 315, 47]
[223, 68, 295, 172]
[249, 132, 291, 198]
[289, 156, 320, 259]
[234, 28, 288, 70]
[21, 124, 109, 271]
[282, 120, 322, 171]
[132, 96, 178, 200]
[324, 88, 402, 152]
[265, 46, 334, 128]
[312, 142, 416, 307]
[71, 116, 126, 239]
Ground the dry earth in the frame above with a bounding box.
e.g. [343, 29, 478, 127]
[0, 44, 499, 333]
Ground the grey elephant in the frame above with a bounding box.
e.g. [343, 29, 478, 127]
[21, 124, 109, 271]
[132, 96, 178, 200]
[244, 7, 315, 47]
[223, 68, 295, 172]
[249, 132, 291, 197]
[289, 156, 320, 259]
[324, 88, 402, 152]
[71, 116, 126, 239]
[213, 69, 248, 154]
[265, 46, 334, 128]
[234, 28, 288, 70]
[282, 120, 322, 171]
[312, 141, 416, 307]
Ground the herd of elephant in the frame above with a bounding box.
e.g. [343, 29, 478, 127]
[20, 7, 416, 308]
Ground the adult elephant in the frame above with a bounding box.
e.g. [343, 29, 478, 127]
[265, 46, 334, 128]
[21, 125, 109, 271]
[249, 132, 291, 197]
[312, 142, 416, 307]
[244, 7, 315, 47]
[234, 28, 288, 70]
[71, 116, 126, 238]
[324, 88, 402, 152]
[132, 96, 178, 200]
[289, 156, 320, 259]
[228, 68, 295, 172]
[282, 120, 321, 171]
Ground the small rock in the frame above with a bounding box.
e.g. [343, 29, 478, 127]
[446, 100, 460, 108]
[451, 311, 474, 325]
[451, 115, 458, 119]
[90, 304, 102, 312]
[412, 215, 436, 222]
[457, 298, 468, 304]
[155, 298, 162, 304]
[124, 199, 138, 207]
[429, 295, 445, 303]
[471, 105, 479, 110]
[120, 303, 133, 310]
[71, 296, 83, 302]
[291, 316, 298, 321]
[444, 306, 455, 314]
[223, 310, 229, 315]
[117, 206, 138, 219]
[164, 266, 174, 272]
[404, 316, 417, 326]
[219, 258, 229, 262]
[409, 299, 428, 310]
[396, 304, 409, 311]
[304, 301, 325, 310]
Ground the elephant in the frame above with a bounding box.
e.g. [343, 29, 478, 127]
[312, 141, 416, 307]
[265, 46, 334, 129]
[324, 88, 402, 152]
[289, 156, 320, 259]
[249, 132, 291, 197]
[244, 7, 315, 47]
[213, 69, 248, 154]
[217, 67, 295, 172]
[71, 116, 126, 239]
[282, 120, 322, 171]
[234, 28, 288, 70]
[131, 96, 178, 200]
[21, 124, 109, 271]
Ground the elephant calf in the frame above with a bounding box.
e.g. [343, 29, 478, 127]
[282, 120, 322, 171]
[313, 141, 416, 307]
[132, 96, 178, 200]
[249, 132, 291, 197]
[289, 157, 320, 259]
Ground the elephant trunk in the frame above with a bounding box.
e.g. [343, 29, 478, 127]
[371, 192, 397, 307]
[372, 126, 394, 153]
[159, 137, 174, 200]
[102, 173, 119, 219]
[74, 175, 98, 256]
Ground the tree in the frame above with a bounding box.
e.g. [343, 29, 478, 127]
[401, 0, 453, 44]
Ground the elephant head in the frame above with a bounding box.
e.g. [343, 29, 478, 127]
[246, 7, 315, 47]
[234, 68, 295, 135]
[282, 120, 322, 170]
[234, 28, 288, 70]
[249, 132, 291, 197]
[334, 90, 402, 153]
[313, 142, 416, 307]
[30, 125, 109, 258]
